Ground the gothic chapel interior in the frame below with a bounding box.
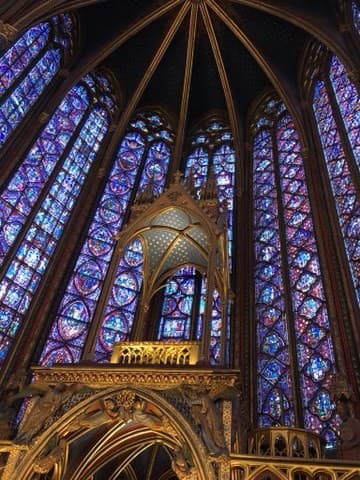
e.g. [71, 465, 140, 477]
[0, 0, 360, 479]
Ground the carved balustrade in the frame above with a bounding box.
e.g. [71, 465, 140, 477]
[110, 341, 200, 366]
[248, 427, 323, 459]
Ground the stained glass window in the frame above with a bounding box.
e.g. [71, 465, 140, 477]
[0, 15, 73, 147]
[353, 1, 360, 33]
[0, 84, 89, 265]
[253, 98, 338, 446]
[312, 56, 360, 307]
[158, 267, 198, 341]
[157, 120, 235, 365]
[94, 238, 143, 362]
[0, 72, 114, 367]
[40, 111, 174, 365]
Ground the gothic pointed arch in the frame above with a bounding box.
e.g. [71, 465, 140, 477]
[13, 384, 216, 480]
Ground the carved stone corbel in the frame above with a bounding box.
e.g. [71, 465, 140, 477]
[33, 444, 64, 474]
[0, 21, 17, 50]
[171, 445, 199, 480]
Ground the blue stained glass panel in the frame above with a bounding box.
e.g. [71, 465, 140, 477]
[0, 85, 89, 265]
[0, 49, 61, 146]
[277, 113, 337, 439]
[0, 23, 50, 96]
[0, 102, 110, 365]
[353, 1, 360, 33]
[253, 128, 294, 426]
[313, 80, 360, 305]
[0, 16, 73, 149]
[158, 267, 196, 340]
[137, 141, 170, 196]
[40, 129, 144, 366]
[329, 56, 360, 173]
[41, 111, 174, 365]
[94, 238, 144, 362]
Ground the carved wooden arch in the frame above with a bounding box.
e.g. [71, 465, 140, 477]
[15, 385, 215, 480]
[113, 173, 230, 322]
[312, 470, 336, 480]
[248, 466, 288, 480]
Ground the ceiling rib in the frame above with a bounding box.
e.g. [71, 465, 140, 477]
[145, 443, 159, 480]
[206, 0, 301, 130]
[172, 3, 199, 175]
[53, 0, 185, 106]
[105, 2, 190, 167]
[77, 3, 191, 360]
[200, 3, 242, 185]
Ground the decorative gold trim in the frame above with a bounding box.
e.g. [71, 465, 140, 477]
[32, 365, 240, 390]
[111, 341, 200, 366]
[0, 442, 28, 480]
[231, 454, 360, 479]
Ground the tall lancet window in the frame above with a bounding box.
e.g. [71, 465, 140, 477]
[40, 111, 174, 365]
[157, 120, 235, 365]
[0, 14, 74, 147]
[312, 55, 360, 309]
[253, 97, 337, 445]
[353, 1, 360, 33]
[0, 72, 114, 367]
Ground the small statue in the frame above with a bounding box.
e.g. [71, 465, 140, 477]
[16, 383, 87, 443]
[0, 370, 28, 440]
[337, 400, 360, 460]
[33, 443, 64, 474]
[67, 397, 120, 432]
[0, 398, 15, 439]
[132, 400, 164, 431]
[191, 393, 227, 456]
[171, 445, 198, 480]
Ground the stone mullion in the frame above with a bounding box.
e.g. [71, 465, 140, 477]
[189, 270, 202, 342]
[242, 138, 255, 430]
[231, 132, 246, 375]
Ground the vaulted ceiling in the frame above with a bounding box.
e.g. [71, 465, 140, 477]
[4, 0, 353, 147]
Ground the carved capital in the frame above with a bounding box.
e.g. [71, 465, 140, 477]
[301, 148, 309, 160]
[33, 445, 64, 474]
[97, 167, 106, 179]
[0, 21, 17, 50]
[339, 22, 351, 33]
[347, 69, 360, 83]
[38, 112, 50, 124]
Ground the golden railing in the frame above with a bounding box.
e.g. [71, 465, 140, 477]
[248, 427, 323, 458]
[110, 341, 200, 366]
